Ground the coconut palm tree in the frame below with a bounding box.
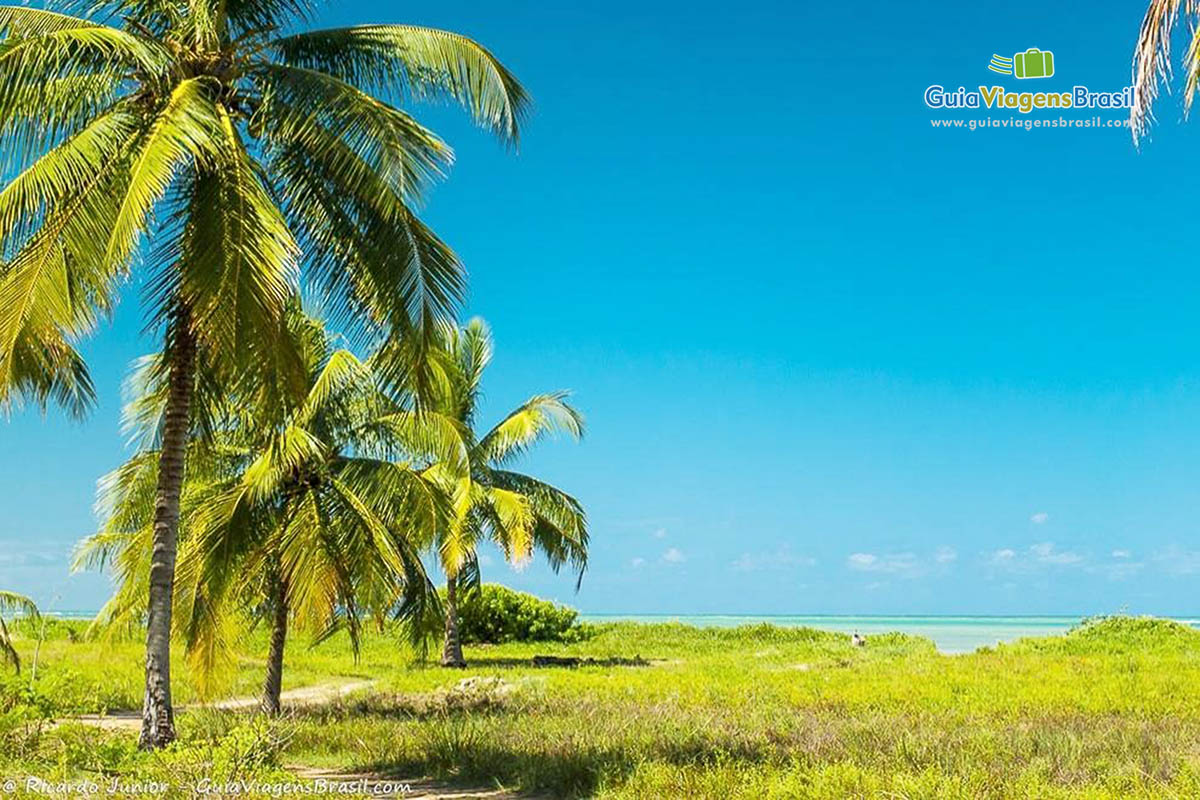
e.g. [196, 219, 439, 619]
[77, 305, 463, 714]
[0, 590, 39, 674]
[416, 319, 588, 667]
[0, 1, 527, 746]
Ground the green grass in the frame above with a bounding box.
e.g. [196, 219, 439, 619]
[3, 617, 1200, 798]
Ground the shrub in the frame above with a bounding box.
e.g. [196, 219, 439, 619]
[452, 584, 580, 644]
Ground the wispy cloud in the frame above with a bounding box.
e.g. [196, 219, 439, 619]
[988, 542, 1083, 571]
[934, 546, 958, 564]
[1030, 512, 1049, 525]
[731, 547, 816, 572]
[845, 547, 958, 579]
[1030, 541, 1083, 565]
[661, 547, 686, 565]
[630, 557, 646, 568]
[847, 552, 920, 576]
[652, 528, 668, 539]
[1111, 549, 1131, 559]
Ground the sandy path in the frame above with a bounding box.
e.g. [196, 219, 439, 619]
[66, 679, 378, 731]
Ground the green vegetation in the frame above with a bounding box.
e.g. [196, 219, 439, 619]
[453, 584, 583, 645]
[2, 614, 1200, 798]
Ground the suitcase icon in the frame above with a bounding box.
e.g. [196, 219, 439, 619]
[1013, 48, 1054, 79]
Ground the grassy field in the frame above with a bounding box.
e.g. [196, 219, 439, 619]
[2, 617, 1200, 798]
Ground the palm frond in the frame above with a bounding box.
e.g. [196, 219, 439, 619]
[166, 107, 298, 378]
[272, 25, 530, 144]
[478, 392, 584, 467]
[102, 77, 224, 274]
[0, 106, 138, 250]
[1131, 0, 1192, 140]
[374, 410, 470, 473]
[0, 589, 39, 674]
[0, 590, 39, 618]
[490, 469, 588, 585]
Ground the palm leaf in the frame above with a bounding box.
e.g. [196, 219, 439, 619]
[272, 25, 529, 144]
[478, 392, 584, 467]
[102, 77, 224, 274]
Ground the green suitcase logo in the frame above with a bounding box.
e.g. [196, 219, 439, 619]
[1013, 48, 1054, 79]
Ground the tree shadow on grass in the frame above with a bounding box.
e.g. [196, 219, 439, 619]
[448, 655, 651, 669]
[355, 734, 773, 800]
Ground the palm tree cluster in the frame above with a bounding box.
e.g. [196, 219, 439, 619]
[0, 0, 586, 749]
[79, 309, 586, 711]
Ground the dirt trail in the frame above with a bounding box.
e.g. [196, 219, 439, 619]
[66, 679, 378, 731]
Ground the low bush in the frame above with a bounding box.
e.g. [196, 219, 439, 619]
[453, 584, 581, 644]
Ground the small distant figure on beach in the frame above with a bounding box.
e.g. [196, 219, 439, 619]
[851, 632, 867, 648]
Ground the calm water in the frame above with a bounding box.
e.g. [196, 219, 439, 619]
[578, 614, 1200, 654]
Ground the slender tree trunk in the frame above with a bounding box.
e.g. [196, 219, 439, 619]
[262, 577, 288, 716]
[139, 314, 196, 750]
[441, 574, 466, 668]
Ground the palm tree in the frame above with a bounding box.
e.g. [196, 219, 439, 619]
[1130, 0, 1200, 139]
[77, 305, 461, 714]
[0, 590, 39, 674]
[0, 2, 527, 747]
[418, 319, 588, 667]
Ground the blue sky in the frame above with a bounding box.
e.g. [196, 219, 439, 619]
[6, 0, 1200, 616]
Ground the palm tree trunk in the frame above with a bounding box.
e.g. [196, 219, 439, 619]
[139, 314, 196, 751]
[262, 577, 288, 716]
[441, 574, 466, 668]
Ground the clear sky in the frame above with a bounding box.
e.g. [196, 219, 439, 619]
[6, 0, 1200, 616]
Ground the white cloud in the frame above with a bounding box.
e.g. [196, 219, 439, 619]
[847, 553, 878, 569]
[652, 528, 668, 539]
[1111, 549, 1131, 559]
[847, 552, 920, 576]
[1030, 512, 1049, 525]
[989, 542, 1083, 571]
[661, 547, 685, 564]
[731, 547, 816, 572]
[934, 546, 958, 564]
[630, 557, 646, 568]
[1031, 542, 1083, 565]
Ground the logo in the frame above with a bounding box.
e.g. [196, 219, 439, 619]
[923, 44, 1132, 116]
[988, 48, 1055, 79]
